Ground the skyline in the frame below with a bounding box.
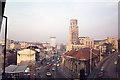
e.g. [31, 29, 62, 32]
[1, 0, 118, 44]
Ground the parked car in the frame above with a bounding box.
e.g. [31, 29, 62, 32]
[46, 72, 52, 77]
[97, 71, 104, 78]
[57, 64, 60, 67]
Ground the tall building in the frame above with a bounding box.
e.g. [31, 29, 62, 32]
[66, 19, 94, 51]
[50, 37, 56, 47]
[69, 19, 79, 44]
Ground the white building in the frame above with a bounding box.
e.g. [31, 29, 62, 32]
[50, 37, 56, 47]
[17, 49, 36, 65]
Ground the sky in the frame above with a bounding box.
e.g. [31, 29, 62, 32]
[1, 0, 119, 44]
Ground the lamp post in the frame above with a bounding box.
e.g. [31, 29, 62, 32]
[2, 16, 7, 75]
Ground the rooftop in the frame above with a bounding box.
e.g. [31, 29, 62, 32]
[5, 65, 28, 73]
[66, 48, 99, 60]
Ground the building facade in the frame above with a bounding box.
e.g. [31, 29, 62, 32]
[50, 37, 56, 47]
[17, 49, 36, 65]
[69, 19, 79, 45]
[63, 48, 100, 77]
[94, 37, 118, 51]
[10, 42, 21, 50]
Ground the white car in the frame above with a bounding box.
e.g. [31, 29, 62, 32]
[54, 63, 56, 66]
[57, 64, 60, 67]
[46, 72, 52, 77]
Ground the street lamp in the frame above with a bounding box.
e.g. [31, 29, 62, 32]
[2, 16, 7, 75]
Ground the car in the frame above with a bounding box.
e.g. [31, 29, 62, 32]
[52, 67, 55, 71]
[46, 72, 52, 77]
[49, 64, 52, 66]
[97, 71, 103, 78]
[57, 64, 60, 67]
[47, 62, 49, 65]
[57, 61, 59, 63]
[52, 60, 54, 62]
[54, 63, 56, 66]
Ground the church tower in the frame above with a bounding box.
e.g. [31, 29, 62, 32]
[69, 19, 79, 45]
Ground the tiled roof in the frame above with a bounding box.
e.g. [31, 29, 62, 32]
[66, 48, 99, 60]
[67, 50, 76, 56]
[73, 50, 90, 60]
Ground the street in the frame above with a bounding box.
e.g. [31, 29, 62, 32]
[33, 55, 65, 79]
[88, 52, 119, 79]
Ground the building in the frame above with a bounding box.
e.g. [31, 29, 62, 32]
[66, 19, 118, 53]
[57, 44, 66, 54]
[17, 46, 40, 65]
[94, 37, 118, 52]
[1, 49, 17, 67]
[5, 65, 29, 78]
[0, 39, 11, 49]
[50, 37, 56, 47]
[17, 49, 36, 65]
[69, 19, 79, 45]
[66, 19, 94, 51]
[62, 48, 100, 77]
[42, 42, 50, 47]
[20, 42, 27, 49]
[79, 37, 94, 48]
[32, 43, 43, 49]
[10, 42, 21, 50]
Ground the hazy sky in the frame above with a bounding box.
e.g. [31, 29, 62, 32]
[2, 0, 119, 44]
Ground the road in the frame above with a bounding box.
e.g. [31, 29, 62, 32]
[34, 55, 65, 79]
[88, 52, 119, 79]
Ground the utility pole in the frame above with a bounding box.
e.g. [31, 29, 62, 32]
[90, 47, 92, 73]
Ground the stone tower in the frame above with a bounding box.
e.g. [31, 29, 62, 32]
[69, 19, 79, 45]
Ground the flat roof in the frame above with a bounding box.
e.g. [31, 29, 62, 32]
[5, 65, 28, 73]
